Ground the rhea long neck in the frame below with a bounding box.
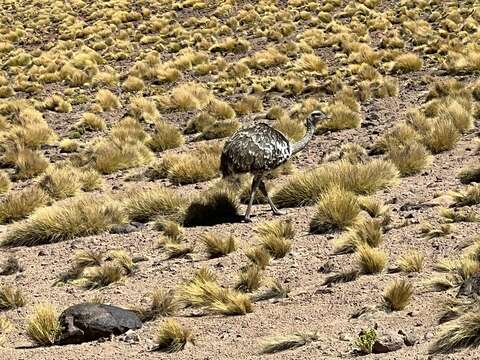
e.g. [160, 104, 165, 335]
[291, 117, 315, 155]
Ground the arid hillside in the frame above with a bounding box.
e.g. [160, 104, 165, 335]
[0, 0, 479, 359]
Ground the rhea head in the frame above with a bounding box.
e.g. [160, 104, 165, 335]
[307, 110, 328, 126]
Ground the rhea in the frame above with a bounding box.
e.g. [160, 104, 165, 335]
[220, 110, 326, 221]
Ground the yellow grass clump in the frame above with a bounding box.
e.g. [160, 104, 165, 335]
[1, 195, 126, 247]
[26, 304, 61, 346]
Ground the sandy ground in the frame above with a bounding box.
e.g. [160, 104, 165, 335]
[0, 0, 479, 359]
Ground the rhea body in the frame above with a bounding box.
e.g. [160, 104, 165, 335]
[220, 111, 326, 221]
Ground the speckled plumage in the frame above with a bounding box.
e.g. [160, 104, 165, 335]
[220, 122, 291, 176]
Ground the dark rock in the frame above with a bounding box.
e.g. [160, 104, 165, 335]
[318, 260, 335, 274]
[110, 224, 137, 234]
[457, 272, 480, 297]
[56, 303, 142, 345]
[398, 330, 418, 346]
[372, 332, 404, 353]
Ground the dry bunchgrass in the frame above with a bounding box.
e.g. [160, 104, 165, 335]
[1, 195, 125, 247]
[95, 89, 120, 111]
[255, 219, 295, 239]
[259, 332, 318, 354]
[387, 141, 432, 176]
[183, 183, 240, 227]
[235, 265, 263, 293]
[39, 165, 82, 200]
[0, 186, 50, 224]
[0, 316, 13, 346]
[0, 172, 10, 194]
[13, 148, 49, 180]
[153, 319, 194, 353]
[258, 234, 292, 259]
[423, 117, 460, 154]
[78, 263, 123, 289]
[430, 311, 480, 354]
[77, 112, 106, 131]
[357, 196, 391, 220]
[458, 166, 480, 184]
[333, 218, 384, 254]
[26, 304, 61, 346]
[124, 186, 187, 222]
[92, 138, 153, 174]
[449, 184, 480, 207]
[148, 120, 184, 152]
[317, 102, 362, 132]
[273, 160, 399, 208]
[310, 186, 360, 234]
[79, 168, 104, 192]
[273, 116, 305, 142]
[439, 208, 478, 223]
[200, 120, 241, 140]
[392, 53, 423, 73]
[166, 144, 221, 185]
[322, 270, 360, 286]
[245, 246, 271, 269]
[383, 279, 413, 311]
[396, 251, 425, 272]
[142, 289, 178, 320]
[356, 244, 387, 274]
[420, 222, 454, 239]
[0, 285, 26, 310]
[179, 268, 252, 315]
[200, 232, 237, 258]
[155, 219, 185, 241]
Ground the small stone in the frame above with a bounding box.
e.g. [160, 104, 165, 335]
[339, 332, 353, 342]
[118, 329, 140, 344]
[424, 332, 434, 340]
[399, 330, 418, 347]
[110, 224, 137, 234]
[372, 332, 404, 353]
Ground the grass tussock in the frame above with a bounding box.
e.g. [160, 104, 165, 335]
[255, 219, 295, 239]
[148, 120, 185, 152]
[0, 186, 50, 224]
[142, 289, 178, 320]
[245, 246, 271, 270]
[26, 304, 61, 346]
[178, 267, 252, 315]
[0, 172, 10, 194]
[183, 183, 240, 227]
[259, 234, 292, 259]
[0, 285, 26, 310]
[392, 53, 423, 73]
[458, 166, 480, 185]
[200, 232, 237, 258]
[430, 311, 480, 354]
[356, 244, 387, 274]
[153, 319, 194, 353]
[124, 186, 187, 222]
[273, 160, 399, 208]
[259, 332, 318, 354]
[397, 251, 425, 272]
[310, 186, 360, 234]
[383, 279, 413, 311]
[439, 208, 478, 223]
[2, 195, 126, 247]
[39, 165, 82, 200]
[387, 141, 432, 176]
[235, 265, 263, 293]
[333, 218, 384, 254]
[449, 184, 480, 207]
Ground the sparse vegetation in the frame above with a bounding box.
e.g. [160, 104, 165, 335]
[26, 304, 61, 346]
[0, 0, 477, 357]
[153, 319, 194, 353]
[383, 279, 413, 311]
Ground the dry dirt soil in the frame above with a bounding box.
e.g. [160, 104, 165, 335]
[0, 0, 479, 359]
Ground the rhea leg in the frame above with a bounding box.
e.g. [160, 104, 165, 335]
[245, 175, 262, 222]
[259, 180, 285, 216]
